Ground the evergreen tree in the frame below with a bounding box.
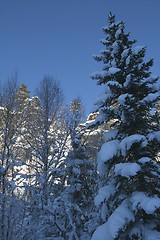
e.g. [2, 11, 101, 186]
[15, 84, 30, 112]
[14, 83, 31, 185]
[69, 97, 84, 128]
[52, 130, 97, 239]
[91, 13, 160, 240]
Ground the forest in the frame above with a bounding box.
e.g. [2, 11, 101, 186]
[0, 13, 160, 240]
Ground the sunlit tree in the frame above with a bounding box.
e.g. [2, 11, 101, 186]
[91, 13, 160, 240]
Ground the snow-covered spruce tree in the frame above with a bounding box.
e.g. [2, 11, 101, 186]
[91, 13, 160, 240]
[52, 135, 97, 239]
[50, 100, 97, 239]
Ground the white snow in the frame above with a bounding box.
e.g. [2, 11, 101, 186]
[120, 134, 147, 156]
[133, 46, 145, 55]
[143, 76, 159, 92]
[98, 140, 120, 163]
[112, 41, 119, 54]
[100, 49, 110, 55]
[141, 92, 160, 103]
[118, 93, 134, 105]
[124, 74, 131, 87]
[87, 112, 105, 127]
[115, 28, 121, 38]
[101, 39, 110, 45]
[138, 157, 152, 164]
[92, 191, 160, 240]
[97, 134, 149, 176]
[144, 227, 160, 240]
[95, 184, 115, 206]
[150, 107, 157, 116]
[107, 80, 122, 88]
[108, 67, 121, 74]
[111, 59, 117, 67]
[121, 49, 129, 59]
[91, 199, 135, 240]
[91, 71, 108, 79]
[126, 56, 130, 65]
[148, 131, 160, 141]
[128, 223, 160, 240]
[118, 93, 128, 105]
[97, 140, 120, 176]
[152, 78, 160, 91]
[114, 163, 141, 178]
[91, 68, 121, 79]
[131, 192, 160, 214]
[105, 129, 118, 141]
[91, 222, 109, 240]
[101, 204, 108, 222]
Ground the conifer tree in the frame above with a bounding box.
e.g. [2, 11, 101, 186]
[40, 99, 97, 239]
[14, 83, 31, 176]
[91, 13, 160, 240]
[15, 84, 30, 112]
[69, 97, 84, 128]
[52, 129, 97, 239]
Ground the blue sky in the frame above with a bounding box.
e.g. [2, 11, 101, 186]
[0, 0, 160, 115]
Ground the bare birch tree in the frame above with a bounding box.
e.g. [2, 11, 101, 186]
[0, 75, 18, 240]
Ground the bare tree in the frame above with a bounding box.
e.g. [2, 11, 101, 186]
[0, 75, 18, 240]
[25, 76, 64, 207]
[36, 75, 63, 121]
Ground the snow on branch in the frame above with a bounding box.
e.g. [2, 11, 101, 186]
[120, 134, 148, 156]
[114, 163, 141, 178]
[95, 184, 115, 206]
[131, 192, 160, 214]
[132, 46, 145, 55]
[92, 199, 135, 240]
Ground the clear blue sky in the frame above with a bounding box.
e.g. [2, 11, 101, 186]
[0, 0, 160, 115]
